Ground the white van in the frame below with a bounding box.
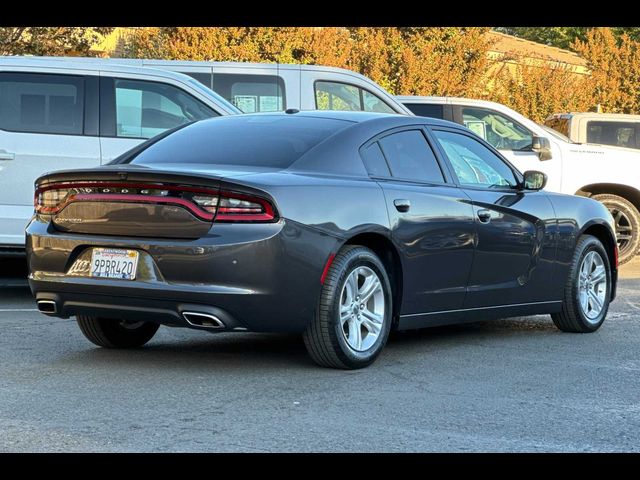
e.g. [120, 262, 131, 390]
[0, 57, 241, 253]
[398, 96, 640, 264]
[19, 57, 413, 115]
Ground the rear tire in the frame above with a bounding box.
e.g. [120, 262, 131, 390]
[592, 193, 640, 265]
[303, 246, 393, 369]
[76, 315, 159, 348]
[551, 235, 611, 333]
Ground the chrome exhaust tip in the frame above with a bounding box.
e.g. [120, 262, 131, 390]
[182, 311, 225, 329]
[37, 300, 57, 314]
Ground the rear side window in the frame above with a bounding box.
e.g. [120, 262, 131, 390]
[128, 115, 348, 169]
[378, 130, 445, 183]
[586, 121, 640, 150]
[212, 74, 285, 113]
[0, 72, 84, 135]
[315, 81, 395, 114]
[404, 103, 444, 119]
[361, 142, 391, 177]
[114, 79, 216, 139]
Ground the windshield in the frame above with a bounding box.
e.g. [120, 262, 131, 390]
[540, 124, 576, 143]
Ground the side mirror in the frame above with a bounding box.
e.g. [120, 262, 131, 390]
[532, 135, 552, 161]
[522, 170, 548, 191]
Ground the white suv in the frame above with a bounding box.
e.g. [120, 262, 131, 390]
[0, 57, 241, 253]
[398, 96, 640, 264]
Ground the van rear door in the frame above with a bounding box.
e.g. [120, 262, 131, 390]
[0, 70, 101, 248]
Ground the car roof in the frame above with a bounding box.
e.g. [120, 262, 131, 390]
[233, 110, 458, 127]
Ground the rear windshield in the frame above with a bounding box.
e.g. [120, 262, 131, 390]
[128, 115, 349, 168]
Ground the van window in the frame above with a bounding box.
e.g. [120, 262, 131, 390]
[404, 103, 444, 119]
[184, 72, 213, 90]
[0, 72, 84, 135]
[586, 121, 640, 150]
[114, 78, 216, 139]
[212, 74, 285, 113]
[315, 81, 395, 114]
[461, 107, 533, 151]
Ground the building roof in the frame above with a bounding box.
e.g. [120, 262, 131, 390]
[486, 31, 587, 68]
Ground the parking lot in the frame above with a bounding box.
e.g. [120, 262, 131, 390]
[0, 258, 639, 452]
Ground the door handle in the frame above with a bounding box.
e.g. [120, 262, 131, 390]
[394, 199, 411, 213]
[0, 151, 14, 161]
[477, 209, 492, 223]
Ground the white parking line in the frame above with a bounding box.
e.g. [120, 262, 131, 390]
[0, 308, 38, 312]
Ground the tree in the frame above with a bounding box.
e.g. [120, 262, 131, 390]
[496, 27, 640, 51]
[573, 28, 640, 114]
[0, 27, 114, 56]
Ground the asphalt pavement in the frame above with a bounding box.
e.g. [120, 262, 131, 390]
[0, 257, 639, 452]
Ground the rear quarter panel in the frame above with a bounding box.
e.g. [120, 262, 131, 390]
[545, 192, 617, 298]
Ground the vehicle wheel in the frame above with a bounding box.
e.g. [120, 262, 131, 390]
[592, 193, 640, 265]
[551, 235, 611, 333]
[76, 315, 159, 348]
[303, 246, 393, 369]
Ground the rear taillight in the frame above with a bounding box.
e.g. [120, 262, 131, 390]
[214, 191, 275, 222]
[35, 182, 276, 223]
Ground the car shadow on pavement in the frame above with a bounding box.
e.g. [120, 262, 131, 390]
[58, 316, 557, 371]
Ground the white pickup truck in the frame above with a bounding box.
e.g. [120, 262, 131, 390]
[398, 96, 640, 264]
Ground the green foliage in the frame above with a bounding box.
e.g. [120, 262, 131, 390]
[0, 27, 114, 56]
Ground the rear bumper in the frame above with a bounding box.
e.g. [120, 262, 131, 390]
[26, 216, 339, 333]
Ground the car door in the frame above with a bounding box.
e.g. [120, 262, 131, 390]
[451, 104, 563, 191]
[430, 127, 557, 308]
[98, 75, 220, 162]
[0, 71, 100, 247]
[361, 127, 476, 316]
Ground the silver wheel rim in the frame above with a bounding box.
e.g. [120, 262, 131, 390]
[578, 250, 607, 323]
[339, 266, 385, 352]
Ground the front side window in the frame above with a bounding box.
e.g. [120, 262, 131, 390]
[461, 106, 533, 151]
[0, 72, 84, 135]
[433, 130, 518, 188]
[586, 121, 640, 150]
[212, 74, 285, 113]
[315, 81, 395, 113]
[115, 79, 216, 139]
[378, 130, 445, 183]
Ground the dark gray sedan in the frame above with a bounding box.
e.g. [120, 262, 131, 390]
[27, 111, 618, 369]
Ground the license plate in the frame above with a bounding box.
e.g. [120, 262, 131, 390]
[90, 248, 139, 280]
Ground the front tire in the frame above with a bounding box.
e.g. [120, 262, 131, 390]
[551, 235, 611, 333]
[76, 315, 159, 348]
[592, 193, 640, 265]
[303, 246, 393, 369]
